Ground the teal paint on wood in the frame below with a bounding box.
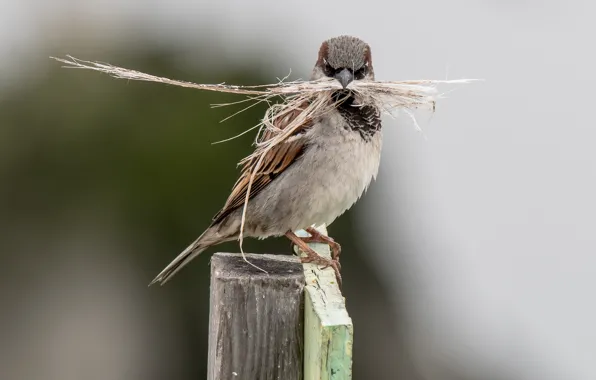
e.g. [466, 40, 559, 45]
[295, 225, 353, 380]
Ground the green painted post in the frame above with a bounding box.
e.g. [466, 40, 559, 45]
[295, 225, 353, 380]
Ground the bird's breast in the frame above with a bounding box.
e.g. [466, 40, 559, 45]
[243, 110, 383, 235]
[298, 114, 383, 226]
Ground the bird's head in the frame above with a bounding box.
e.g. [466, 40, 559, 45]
[311, 35, 374, 89]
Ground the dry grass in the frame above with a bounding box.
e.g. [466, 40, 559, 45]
[50, 55, 478, 257]
[50, 55, 476, 163]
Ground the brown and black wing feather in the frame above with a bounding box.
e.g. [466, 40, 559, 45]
[212, 103, 313, 224]
[149, 102, 314, 285]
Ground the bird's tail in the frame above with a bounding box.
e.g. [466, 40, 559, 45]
[149, 227, 227, 286]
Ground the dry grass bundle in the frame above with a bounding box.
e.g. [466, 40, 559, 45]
[50, 55, 478, 253]
[50, 55, 476, 164]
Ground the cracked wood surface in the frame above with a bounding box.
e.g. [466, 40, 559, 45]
[295, 225, 353, 380]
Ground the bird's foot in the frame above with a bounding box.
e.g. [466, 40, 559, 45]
[301, 252, 342, 287]
[285, 230, 342, 286]
[304, 226, 342, 261]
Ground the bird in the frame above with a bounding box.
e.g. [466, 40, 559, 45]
[151, 35, 382, 286]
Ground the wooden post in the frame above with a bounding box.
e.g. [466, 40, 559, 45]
[207, 225, 353, 380]
[207, 253, 305, 380]
[297, 225, 353, 380]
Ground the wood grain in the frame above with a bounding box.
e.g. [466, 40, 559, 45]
[296, 225, 353, 380]
[208, 252, 305, 380]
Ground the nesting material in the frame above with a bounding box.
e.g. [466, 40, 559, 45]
[50, 55, 478, 246]
[50, 55, 476, 163]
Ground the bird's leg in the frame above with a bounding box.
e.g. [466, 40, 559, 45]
[288, 228, 342, 262]
[304, 226, 342, 261]
[285, 230, 342, 286]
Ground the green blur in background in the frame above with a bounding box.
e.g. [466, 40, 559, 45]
[0, 43, 410, 380]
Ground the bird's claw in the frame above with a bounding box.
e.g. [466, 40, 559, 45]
[300, 254, 343, 287]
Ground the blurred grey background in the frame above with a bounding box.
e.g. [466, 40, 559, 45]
[1, 0, 594, 379]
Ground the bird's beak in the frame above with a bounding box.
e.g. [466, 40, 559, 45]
[334, 68, 354, 89]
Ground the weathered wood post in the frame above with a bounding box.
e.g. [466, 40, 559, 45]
[207, 225, 353, 380]
[207, 253, 304, 380]
[297, 226, 353, 380]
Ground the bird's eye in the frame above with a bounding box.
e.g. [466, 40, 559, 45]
[354, 67, 366, 80]
[323, 60, 335, 76]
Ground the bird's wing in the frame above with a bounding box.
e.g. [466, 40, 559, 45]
[212, 102, 313, 224]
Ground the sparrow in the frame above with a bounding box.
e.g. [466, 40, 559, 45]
[151, 35, 382, 285]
